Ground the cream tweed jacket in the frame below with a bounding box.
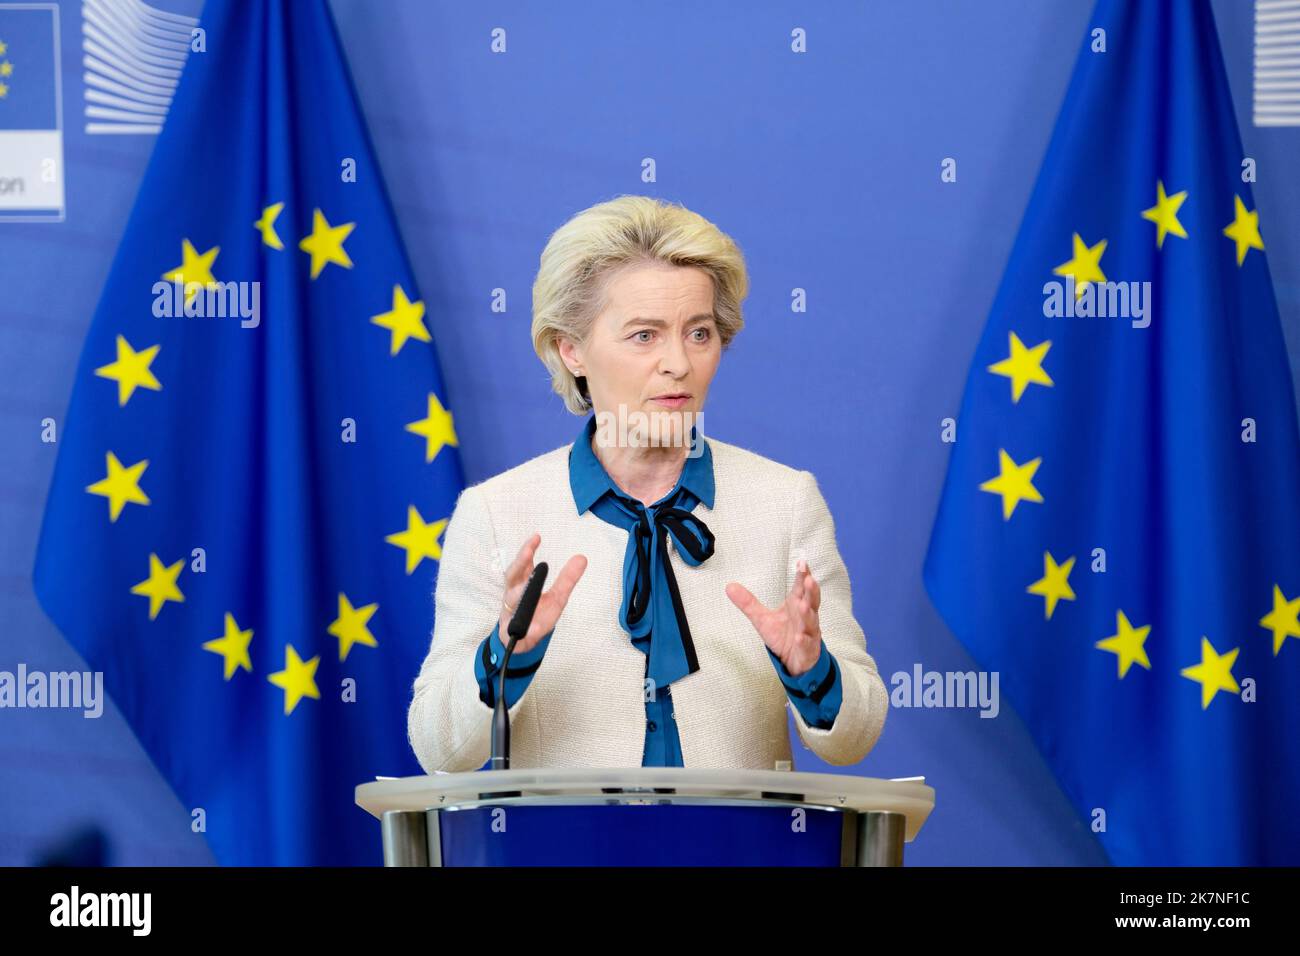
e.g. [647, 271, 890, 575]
[406, 431, 889, 772]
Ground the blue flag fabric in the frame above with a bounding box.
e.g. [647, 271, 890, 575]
[924, 0, 1300, 866]
[33, 0, 462, 865]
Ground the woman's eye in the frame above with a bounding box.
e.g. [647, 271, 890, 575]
[632, 327, 710, 343]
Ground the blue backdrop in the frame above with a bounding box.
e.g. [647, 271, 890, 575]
[1, 0, 1297, 865]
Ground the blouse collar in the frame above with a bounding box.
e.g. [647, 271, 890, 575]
[569, 413, 715, 515]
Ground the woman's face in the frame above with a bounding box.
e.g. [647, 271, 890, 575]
[561, 261, 721, 438]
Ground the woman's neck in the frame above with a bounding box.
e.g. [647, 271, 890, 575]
[592, 432, 687, 507]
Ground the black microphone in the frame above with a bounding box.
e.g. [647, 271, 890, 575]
[489, 562, 547, 771]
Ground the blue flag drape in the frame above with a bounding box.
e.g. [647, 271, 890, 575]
[33, 0, 463, 865]
[924, 0, 1300, 865]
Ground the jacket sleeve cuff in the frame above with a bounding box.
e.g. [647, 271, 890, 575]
[474, 621, 554, 709]
[769, 641, 843, 730]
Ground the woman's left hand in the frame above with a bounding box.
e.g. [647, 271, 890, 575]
[726, 558, 823, 677]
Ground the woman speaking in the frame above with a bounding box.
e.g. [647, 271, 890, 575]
[407, 196, 888, 771]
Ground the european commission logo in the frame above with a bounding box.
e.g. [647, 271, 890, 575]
[1254, 0, 1300, 127]
[80, 0, 199, 135]
[0, 2, 64, 222]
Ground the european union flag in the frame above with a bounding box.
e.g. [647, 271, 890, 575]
[0, 4, 57, 129]
[33, 0, 462, 865]
[924, 0, 1300, 866]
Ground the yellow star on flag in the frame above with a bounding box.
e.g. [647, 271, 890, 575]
[1259, 584, 1300, 656]
[162, 239, 220, 305]
[0, 61, 12, 77]
[254, 201, 285, 250]
[406, 392, 459, 463]
[385, 505, 448, 574]
[370, 284, 430, 355]
[85, 452, 150, 522]
[1180, 637, 1240, 710]
[0, 40, 7, 55]
[203, 612, 254, 680]
[1095, 609, 1151, 677]
[267, 644, 321, 715]
[1026, 551, 1075, 620]
[130, 553, 185, 620]
[987, 332, 1053, 403]
[1140, 180, 1188, 248]
[0, 82, 7, 99]
[298, 208, 354, 278]
[979, 449, 1043, 520]
[94, 334, 161, 406]
[329, 593, 379, 661]
[1222, 194, 1264, 266]
[1052, 232, 1107, 297]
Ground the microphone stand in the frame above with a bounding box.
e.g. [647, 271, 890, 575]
[482, 564, 547, 798]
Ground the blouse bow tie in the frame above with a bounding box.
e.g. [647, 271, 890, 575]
[596, 485, 716, 690]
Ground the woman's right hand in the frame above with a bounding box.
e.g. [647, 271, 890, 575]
[498, 532, 587, 654]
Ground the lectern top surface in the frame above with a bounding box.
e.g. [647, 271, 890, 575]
[357, 767, 935, 842]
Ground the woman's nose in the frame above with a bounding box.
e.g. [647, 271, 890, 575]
[659, 335, 690, 376]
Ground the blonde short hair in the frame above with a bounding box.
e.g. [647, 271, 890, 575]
[532, 195, 749, 415]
